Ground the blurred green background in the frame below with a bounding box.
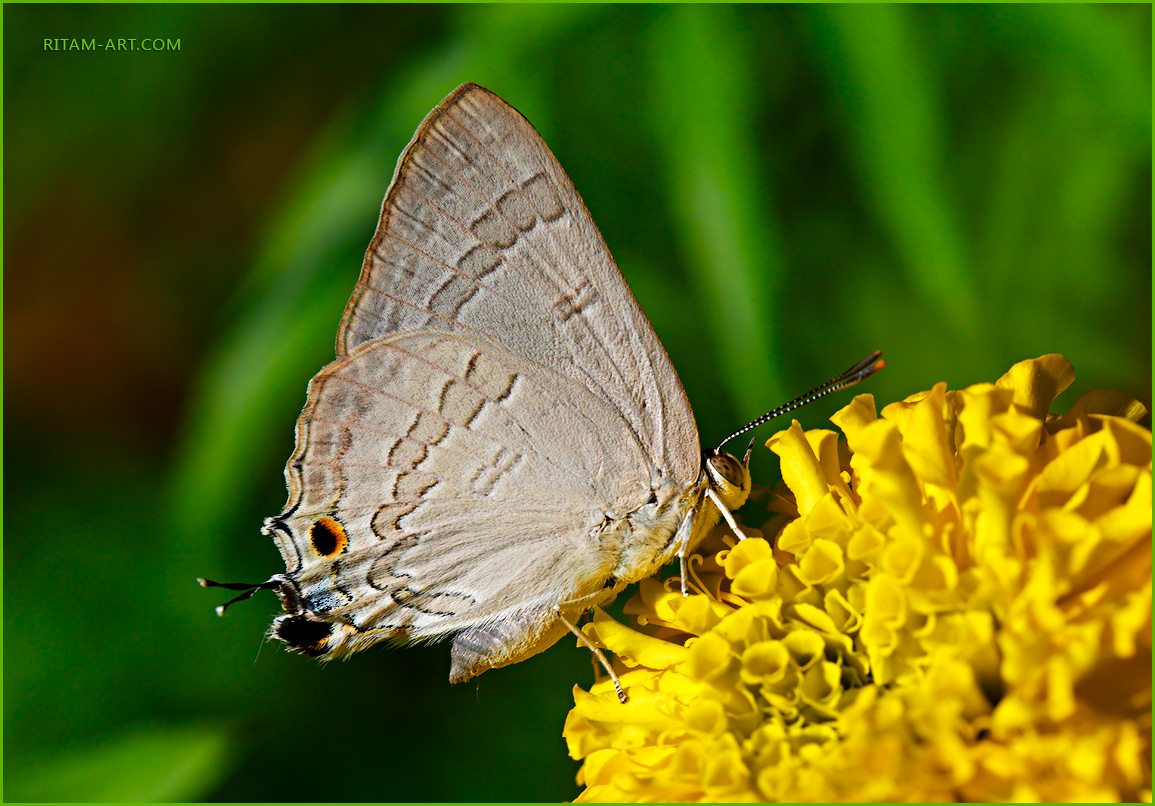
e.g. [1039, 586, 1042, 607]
[5, 4, 1150, 802]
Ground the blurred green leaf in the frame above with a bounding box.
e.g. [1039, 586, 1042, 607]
[648, 5, 785, 419]
[6, 724, 234, 802]
[809, 5, 980, 345]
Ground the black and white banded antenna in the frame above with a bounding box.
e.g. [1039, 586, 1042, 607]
[716, 350, 884, 452]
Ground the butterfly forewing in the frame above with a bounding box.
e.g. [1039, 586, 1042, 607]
[338, 83, 700, 484]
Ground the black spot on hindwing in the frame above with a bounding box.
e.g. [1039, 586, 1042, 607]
[273, 615, 332, 656]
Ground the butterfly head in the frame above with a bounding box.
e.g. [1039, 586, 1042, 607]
[200, 573, 338, 658]
[703, 436, 755, 513]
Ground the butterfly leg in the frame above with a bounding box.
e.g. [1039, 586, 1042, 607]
[672, 488, 747, 597]
[706, 487, 747, 542]
[671, 506, 698, 597]
[589, 642, 604, 684]
[575, 611, 602, 683]
[556, 609, 627, 704]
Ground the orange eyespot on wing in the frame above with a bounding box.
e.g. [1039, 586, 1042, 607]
[309, 516, 348, 558]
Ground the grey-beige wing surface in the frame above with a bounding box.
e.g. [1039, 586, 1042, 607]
[337, 83, 701, 486]
[263, 329, 681, 674]
[196, 83, 768, 699]
[203, 83, 878, 693]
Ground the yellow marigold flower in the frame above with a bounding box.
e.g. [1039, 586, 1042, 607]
[565, 355, 1151, 802]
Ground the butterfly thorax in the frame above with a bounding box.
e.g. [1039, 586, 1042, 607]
[601, 476, 693, 584]
[608, 449, 751, 584]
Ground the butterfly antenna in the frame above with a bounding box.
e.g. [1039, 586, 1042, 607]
[198, 577, 281, 617]
[716, 351, 885, 451]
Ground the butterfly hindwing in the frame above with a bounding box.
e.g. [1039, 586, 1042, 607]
[266, 330, 665, 661]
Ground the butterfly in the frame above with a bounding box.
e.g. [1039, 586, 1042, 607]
[202, 83, 881, 702]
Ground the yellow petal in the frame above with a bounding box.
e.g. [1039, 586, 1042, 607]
[895, 382, 959, 493]
[701, 735, 750, 793]
[864, 573, 907, 625]
[831, 393, 879, 453]
[800, 660, 843, 709]
[776, 517, 811, 555]
[731, 557, 779, 600]
[712, 600, 782, 647]
[684, 698, 728, 736]
[956, 383, 1014, 452]
[847, 523, 887, 561]
[972, 448, 1030, 560]
[1096, 469, 1152, 546]
[624, 578, 682, 624]
[566, 684, 676, 752]
[852, 420, 929, 541]
[768, 420, 829, 516]
[1099, 415, 1154, 469]
[581, 747, 620, 780]
[990, 410, 1045, 455]
[823, 588, 863, 633]
[880, 535, 924, 584]
[781, 628, 828, 670]
[1037, 430, 1108, 506]
[1058, 388, 1149, 426]
[803, 428, 845, 488]
[804, 491, 856, 541]
[681, 631, 735, 682]
[796, 538, 845, 586]
[721, 537, 774, 578]
[740, 640, 791, 686]
[590, 608, 689, 670]
[996, 354, 1076, 419]
[671, 595, 729, 636]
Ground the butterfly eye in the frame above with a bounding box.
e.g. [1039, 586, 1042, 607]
[309, 516, 348, 558]
[707, 453, 746, 488]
